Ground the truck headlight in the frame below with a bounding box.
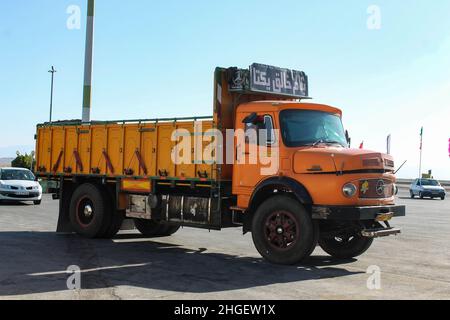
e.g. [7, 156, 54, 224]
[342, 183, 357, 198]
[393, 184, 399, 195]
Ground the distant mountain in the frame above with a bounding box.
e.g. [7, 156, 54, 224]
[0, 158, 13, 168]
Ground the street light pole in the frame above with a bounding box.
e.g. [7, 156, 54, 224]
[48, 66, 57, 123]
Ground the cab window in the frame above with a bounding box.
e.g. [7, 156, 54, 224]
[244, 114, 275, 146]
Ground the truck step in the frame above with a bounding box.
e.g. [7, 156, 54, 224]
[230, 206, 246, 212]
[361, 228, 401, 238]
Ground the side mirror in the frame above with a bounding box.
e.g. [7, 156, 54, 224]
[243, 113, 258, 124]
[345, 130, 351, 147]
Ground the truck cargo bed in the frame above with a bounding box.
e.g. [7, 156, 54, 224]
[35, 117, 222, 182]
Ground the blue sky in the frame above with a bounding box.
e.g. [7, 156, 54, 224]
[1, 0, 449, 178]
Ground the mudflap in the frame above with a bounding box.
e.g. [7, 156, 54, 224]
[119, 219, 136, 231]
[56, 181, 75, 233]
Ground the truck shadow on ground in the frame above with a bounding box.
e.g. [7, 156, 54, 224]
[0, 201, 33, 206]
[0, 232, 362, 297]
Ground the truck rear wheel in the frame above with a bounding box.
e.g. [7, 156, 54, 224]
[134, 219, 180, 237]
[251, 196, 315, 265]
[69, 183, 111, 239]
[318, 235, 373, 259]
[100, 208, 125, 239]
[97, 189, 125, 239]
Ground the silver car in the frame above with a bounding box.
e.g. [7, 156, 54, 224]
[0, 168, 43, 205]
[410, 179, 446, 200]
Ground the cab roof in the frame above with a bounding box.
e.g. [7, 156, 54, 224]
[237, 101, 343, 116]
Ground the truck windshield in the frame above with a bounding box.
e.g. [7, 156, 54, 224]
[280, 109, 347, 148]
[0, 169, 35, 181]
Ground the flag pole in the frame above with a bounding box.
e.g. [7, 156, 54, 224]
[386, 134, 391, 155]
[419, 127, 423, 178]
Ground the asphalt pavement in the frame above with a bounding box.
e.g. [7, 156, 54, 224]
[0, 188, 449, 300]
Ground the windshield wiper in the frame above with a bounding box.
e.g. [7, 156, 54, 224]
[310, 139, 345, 147]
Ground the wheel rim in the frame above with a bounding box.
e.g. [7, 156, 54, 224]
[331, 236, 356, 247]
[76, 196, 95, 227]
[264, 211, 299, 251]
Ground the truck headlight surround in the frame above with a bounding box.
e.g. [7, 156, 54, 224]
[342, 183, 357, 198]
[393, 184, 399, 196]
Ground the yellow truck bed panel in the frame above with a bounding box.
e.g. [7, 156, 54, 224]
[36, 120, 219, 180]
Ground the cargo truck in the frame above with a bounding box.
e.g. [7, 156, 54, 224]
[35, 64, 405, 265]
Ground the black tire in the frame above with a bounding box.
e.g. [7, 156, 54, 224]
[97, 189, 124, 239]
[442, 196, 446, 201]
[306, 220, 320, 258]
[410, 191, 415, 199]
[419, 192, 424, 199]
[100, 209, 125, 239]
[34, 200, 41, 205]
[164, 225, 181, 236]
[251, 195, 315, 265]
[69, 183, 111, 239]
[319, 235, 373, 259]
[134, 219, 180, 237]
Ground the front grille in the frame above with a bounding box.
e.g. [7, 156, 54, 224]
[363, 158, 381, 167]
[0, 192, 39, 199]
[359, 179, 393, 199]
[384, 159, 395, 168]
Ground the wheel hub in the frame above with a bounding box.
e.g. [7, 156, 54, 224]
[265, 211, 299, 251]
[76, 197, 95, 227]
[84, 205, 93, 218]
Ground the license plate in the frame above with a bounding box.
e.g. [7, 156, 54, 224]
[16, 192, 29, 196]
[376, 212, 394, 222]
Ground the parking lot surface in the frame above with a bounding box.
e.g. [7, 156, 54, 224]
[0, 188, 449, 300]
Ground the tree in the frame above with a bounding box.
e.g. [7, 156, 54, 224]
[11, 151, 35, 170]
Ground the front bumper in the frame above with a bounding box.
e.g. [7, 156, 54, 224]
[421, 191, 446, 198]
[0, 191, 42, 201]
[312, 204, 406, 221]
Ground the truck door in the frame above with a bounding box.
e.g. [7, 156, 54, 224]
[233, 112, 277, 190]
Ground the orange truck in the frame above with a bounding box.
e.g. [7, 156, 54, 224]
[35, 63, 405, 265]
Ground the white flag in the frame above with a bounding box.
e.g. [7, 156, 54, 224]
[387, 134, 391, 155]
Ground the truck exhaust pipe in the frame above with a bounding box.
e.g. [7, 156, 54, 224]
[82, 0, 95, 123]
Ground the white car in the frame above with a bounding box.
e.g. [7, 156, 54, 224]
[409, 178, 446, 200]
[0, 167, 42, 205]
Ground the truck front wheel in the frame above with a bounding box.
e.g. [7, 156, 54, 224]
[318, 235, 373, 259]
[251, 196, 315, 265]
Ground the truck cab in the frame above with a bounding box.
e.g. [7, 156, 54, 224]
[233, 101, 398, 208]
[214, 64, 405, 264]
